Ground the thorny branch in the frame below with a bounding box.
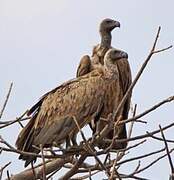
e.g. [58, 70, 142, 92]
[0, 27, 173, 180]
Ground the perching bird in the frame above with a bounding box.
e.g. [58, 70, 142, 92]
[76, 18, 120, 77]
[95, 54, 132, 150]
[76, 18, 132, 150]
[16, 48, 128, 167]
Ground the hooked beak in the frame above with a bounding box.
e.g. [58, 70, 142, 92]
[120, 51, 128, 59]
[115, 51, 128, 61]
[114, 20, 121, 28]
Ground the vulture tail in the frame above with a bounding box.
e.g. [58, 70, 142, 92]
[16, 114, 40, 167]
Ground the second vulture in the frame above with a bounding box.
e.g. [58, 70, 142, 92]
[76, 18, 132, 150]
[16, 48, 128, 167]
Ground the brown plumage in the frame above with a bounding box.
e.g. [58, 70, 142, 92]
[76, 55, 91, 77]
[76, 19, 132, 150]
[16, 48, 127, 167]
[95, 56, 132, 150]
[76, 18, 120, 77]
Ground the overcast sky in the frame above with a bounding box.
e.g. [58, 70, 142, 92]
[0, 0, 174, 179]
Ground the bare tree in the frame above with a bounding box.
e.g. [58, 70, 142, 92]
[0, 27, 173, 180]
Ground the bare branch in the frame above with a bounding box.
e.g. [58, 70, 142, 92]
[72, 116, 110, 178]
[108, 121, 174, 145]
[0, 162, 11, 180]
[135, 148, 174, 174]
[6, 170, 10, 180]
[147, 133, 174, 143]
[120, 95, 174, 125]
[109, 27, 172, 150]
[40, 144, 46, 180]
[0, 117, 30, 129]
[117, 147, 166, 166]
[128, 104, 137, 139]
[59, 154, 87, 180]
[159, 125, 174, 176]
[153, 45, 173, 54]
[0, 83, 13, 119]
[10, 158, 72, 180]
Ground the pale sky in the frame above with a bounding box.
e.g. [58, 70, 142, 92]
[0, 0, 174, 179]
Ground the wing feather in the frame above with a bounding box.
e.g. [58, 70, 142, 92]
[76, 55, 91, 77]
[16, 69, 106, 154]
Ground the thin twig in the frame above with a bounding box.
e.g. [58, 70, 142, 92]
[71, 170, 99, 180]
[119, 95, 174, 125]
[0, 83, 13, 119]
[108, 27, 172, 150]
[6, 170, 10, 180]
[59, 154, 87, 180]
[72, 116, 110, 178]
[135, 148, 174, 174]
[10, 158, 72, 180]
[153, 45, 173, 54]
[147, 133, 174, 143]
[31, 162, 37, 180]
[125, 140, 147, 152]
[110, 159, 121, 180]
[117, 147, 166, 166]
[159, 125, 174, 175]
[40, 144, 46, 180]
[0, 117, 30, 129]
[116, 174, 150, 180]
[0, 162, 11, 180]
[128, 104, 137, 139]
[107, 121, 174, 145]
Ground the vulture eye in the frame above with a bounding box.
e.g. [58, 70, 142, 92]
[105, 20, 111, 23]
[113, 50, 118, 54]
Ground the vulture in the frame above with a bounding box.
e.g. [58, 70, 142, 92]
[16, 48, 128, 167]
[76, 18, 120, 77]
[95, 55, 132, 150]
[76, 18, 132, 150]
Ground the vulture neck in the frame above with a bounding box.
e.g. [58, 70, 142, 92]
[100, 31, 112, 48]
[104, 60, 119, 79]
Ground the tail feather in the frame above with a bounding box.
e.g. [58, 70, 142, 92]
[16, 114, 40, 167]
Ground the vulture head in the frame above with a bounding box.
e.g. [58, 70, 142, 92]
[105, 48, 128, 63]
[104, 48, 128, 72]
[99, 18, 120, 33]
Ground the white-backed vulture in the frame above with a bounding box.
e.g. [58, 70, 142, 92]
[95, 56, 132, 150]
[76, 18, 132, 150]
[76, 18, 120, 77]
[16, 48, 128, 167]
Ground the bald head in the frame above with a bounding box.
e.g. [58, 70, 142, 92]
[104, 48, 128, 64]
[104, 48, 128, 76]
[99, 18, 120, 33]
[99, 18, 120, 48]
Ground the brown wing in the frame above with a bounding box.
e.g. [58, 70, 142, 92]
[112, 58, 132, 149]
[94, 58, 132, 150]
[117, 58, 132, 118]
[76, 55, 91, 77]
[117, 58, 132, 94]
[76, 45, 109, 78]
[16, 69, 106, 166]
